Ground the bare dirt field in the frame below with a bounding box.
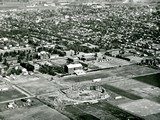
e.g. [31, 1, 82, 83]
[118, 99, 160, 117]
[90, 56, 131, 69]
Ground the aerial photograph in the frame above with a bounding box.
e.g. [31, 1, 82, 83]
[0, 0, 160, 120]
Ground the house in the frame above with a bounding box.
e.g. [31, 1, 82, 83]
[7, 102, 16, 109]
[65, 63, 83, 74]
[0, 64, 7, 75]
[0, 44, 8, 50]
[22, 68, 28, 75]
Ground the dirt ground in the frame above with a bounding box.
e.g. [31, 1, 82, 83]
[89, 56, 131, 69]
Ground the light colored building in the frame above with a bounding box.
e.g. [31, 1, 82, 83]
[65, 63, 83, 74]
[38, 51, 50, 59]
[0, 84, 9, 91]
[50, 54, 59, 59]
[0, 45, 8, 50]
[81, 43, 99, 49]
[106, 49, 120, 57]
[80, 53, 96, 61]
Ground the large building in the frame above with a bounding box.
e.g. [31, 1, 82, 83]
[65, 63, 83, 74]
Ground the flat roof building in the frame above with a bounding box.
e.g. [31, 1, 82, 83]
[65, 63, 83, 74]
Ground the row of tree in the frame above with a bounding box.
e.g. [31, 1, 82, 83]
[37, 47, 66, 57]
[39, 64, 65, 76]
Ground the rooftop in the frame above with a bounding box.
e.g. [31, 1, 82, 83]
[67, 63, 82, 68]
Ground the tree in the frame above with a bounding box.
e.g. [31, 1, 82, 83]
[94, 53, 98, 58]
[17, 55, 22, 63]
[3, 58, 9, 67]
[3, 52, 9, 57]
[0, 54, 3, 62]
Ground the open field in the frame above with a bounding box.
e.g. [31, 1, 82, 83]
[0, 104, 70, 120]
[64, 105, 100, 120]
[89, 56, 131, 69]
[102, 84, 142, 100]
[118, 99, 160, 117]
[144, 113, 160, 120]
[0, 97, 39, 112]
[0, 89, 26, 102]
[1, 65, 159, 120]
[14, 75, 63, 95]
[109, 65, 159, 77]
[9, 74, 63, 95]
[63, 101, 144, 120]
[103, 77, 160, 102]
[105, 78, 151, 91]
[62, 65, 158, 82]
[133, 73, 160, 88]
[63, 70, 111, 82]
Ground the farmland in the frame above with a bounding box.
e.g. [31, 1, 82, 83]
[63, 102, 144, 120]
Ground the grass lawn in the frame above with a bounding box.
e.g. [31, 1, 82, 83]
[0, 105, 69, 120]
[0, 89, 26, 102]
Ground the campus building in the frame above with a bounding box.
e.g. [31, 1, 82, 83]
[65, 63, 83, 74]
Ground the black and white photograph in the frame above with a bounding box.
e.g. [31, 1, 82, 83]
[0, 0, 160, 120]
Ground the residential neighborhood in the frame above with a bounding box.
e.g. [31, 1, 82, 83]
[0, 0, 160, 120]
